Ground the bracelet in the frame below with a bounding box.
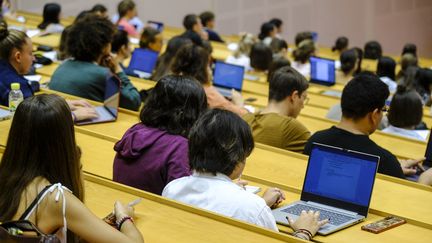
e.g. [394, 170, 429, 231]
[292, 231, 310, 241]
[116, 216, 134, 230]
[71, 112, 76, 122]
[297, 228, 313, 240]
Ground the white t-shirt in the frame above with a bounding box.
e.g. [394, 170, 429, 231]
[226, 55, 252, 71]
[381, 125, 429, 141]
[291, 61, 311, 78]
[162, 172, 278, 231]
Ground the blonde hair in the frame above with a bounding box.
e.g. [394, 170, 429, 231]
[0, 21, 28, 60]
[234, 33, 256, 58]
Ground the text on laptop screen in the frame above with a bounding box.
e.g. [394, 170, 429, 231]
[310, 57, 336, 84]
[303, 145, 378, 207]
[128, 48, 159, 73]
[147, 21, 164, 32]
[104, 75, 120, 117]
[213, 62, 245, 91]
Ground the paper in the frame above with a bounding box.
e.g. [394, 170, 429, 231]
[26, 29, 41, 38]
[24, 75, 42, 82]
[130, 37, 139, 45]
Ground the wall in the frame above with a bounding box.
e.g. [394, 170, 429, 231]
[14, 0, 432, 58]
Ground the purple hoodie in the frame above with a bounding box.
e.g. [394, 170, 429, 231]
[113, 123, 191, 195]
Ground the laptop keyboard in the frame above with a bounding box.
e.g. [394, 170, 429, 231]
[281, 204, 355, 226]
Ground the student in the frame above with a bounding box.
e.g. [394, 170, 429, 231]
[116, 0, 139, 37]
[336, 48, 358, 85]
[37, 3, 64, 34]
[163, 109, 327, 239]
[413, 68, 432, 106]
[292, 39, 315, 77]
[270, 38, 288, 58]
[244, 66, 310, 153]
[250, 42, 273, 73]
[49, 15, 141, 111]
[364, 40, 382, 60]
[111, 29, 131, 70]
[382, 85, 428, 141]
[376, 56, 397, 93]
[396, 53, 418, 81]
[180, 14, 207, 46]
[0, 21, 96, 121]
[91, 4, 108, 18]
[402, 43, 417, 57]
[269, 18, 283, 38]
[332, 36, 348, 53]
[225, 33, 256, 71]
[258, 22, 276, 46]
[305, 73, 424, 180]
[0, 94, 144, 243]
[267, 57, 290, 82]
[171, 43, 247, 116]
[139, 26, 163, 52]
[199, 11, 224, 43]
[113, 75, 207, 195]
[294, 31, 313, 47]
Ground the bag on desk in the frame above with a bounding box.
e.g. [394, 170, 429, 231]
[0, 220, 61, 243]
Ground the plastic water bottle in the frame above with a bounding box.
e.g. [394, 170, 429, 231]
[9, 83, 24, 115]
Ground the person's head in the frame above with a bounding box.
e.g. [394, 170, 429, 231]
[364, 41, 382, 59]
[270, 38, 288, 55]
[183, 14, 202, 33]
[401, 53, 418, 71]
[67, 15, 114, 62]
[388, 85, 423, 129]
[0, 21, 34, 74]
[340, 48, 358, 75]
[402, 43, 417, 57]
[376, 56, 396, 80]
[292, 39, 315, 63]
[294, 31, 313, 47]
[90, 4, 108, 18]
[268, 66, 309, 118]
[250, 42, 273, 71]
[415, 68, 432, 95]
[199, 11, 215, 29]
[352, 47, 363, 75]
[140, 75, 208, 137]
[111, 29, 131, 61]
[188, 109, 254, 179]
[258, 22, 276, 40]
[267, 57, 291, 82]
[171, 43, 210, 84]
[332, 36, 348, 52]
[0, 94, 83, 222]
[38, 3, 61, 30]
[341, 72, 389, 133]
[139, 26, 163, 52]
[234, 33, 256, 58]
[269, 18, 283, 33]
[117, 0, 137, 19]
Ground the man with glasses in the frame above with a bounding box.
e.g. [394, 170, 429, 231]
[243, 66, 311, 153]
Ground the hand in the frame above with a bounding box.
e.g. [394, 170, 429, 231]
[262, 187, 285, 208]
[72, 107, 98, 121]
[100, 53, 121, 74]
[231, 89, 244, 107]
[66, 99, 93, 111]
[236, 179, 248, 189]
[418, 168, 432, 186]
[114, 201, 135, 220]
[287, 210, 329, 237]
[399, 158, 424, 176]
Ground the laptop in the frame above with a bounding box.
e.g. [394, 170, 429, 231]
[127, 48, 159, 79]
[147, 20, 164, 32]
[273, 143, 379, 235]
[310, 56, 336, 86]
[424, 130, 432, 167]
[76, 75, 120, 125]
[212, 61, 245, 98]
[0, 108, 11, 121]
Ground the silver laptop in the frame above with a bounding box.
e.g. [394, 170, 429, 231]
[212, 61, 245, 98]
[76, 75, 120, 125]
[273, 143, 379, 235]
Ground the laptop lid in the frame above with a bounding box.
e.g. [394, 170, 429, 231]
[213, 61, 245, 92]
[424, 130, 432, 167]
[147, 20, 164, 32]
[310, 56, 336, 86]
[103, 75, 121, 118]
[128, 48, 159, 74]
[301, 143, 379, 216]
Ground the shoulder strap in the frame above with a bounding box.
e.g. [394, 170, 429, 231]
[19, 185, 52, 220]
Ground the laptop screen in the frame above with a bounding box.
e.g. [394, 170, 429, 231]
[128, 48, 159, 73]
[213, 61, 245, 91]
[424, 129, 432, 167]
[104, 75, 121, 117]
[147, 21, 164, 32]
[310, 57, 336, 85]
[302, 143, 379, 215]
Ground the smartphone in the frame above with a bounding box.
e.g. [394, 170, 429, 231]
[361, 216, 406, 234]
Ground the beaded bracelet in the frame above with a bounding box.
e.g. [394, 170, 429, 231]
[297, 228, 313, 240]
[116, 216, 134, 231]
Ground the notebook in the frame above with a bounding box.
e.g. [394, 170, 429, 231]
[75, 75, 120, 125]
[212, 61, 245, 98]
[310, 56, 336, 86]
[272, 143, 379, 235]
[147, 20, 164, 32]
[127, 48, 159, 79]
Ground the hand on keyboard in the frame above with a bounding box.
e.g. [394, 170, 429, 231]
[287, 210, 329, 237]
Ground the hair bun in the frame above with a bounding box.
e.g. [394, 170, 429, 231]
[0, 21, 9, 40]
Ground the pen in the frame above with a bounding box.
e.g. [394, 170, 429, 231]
[128, 198, 142, 207]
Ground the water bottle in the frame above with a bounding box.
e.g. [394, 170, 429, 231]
[9, 83, 24, 115]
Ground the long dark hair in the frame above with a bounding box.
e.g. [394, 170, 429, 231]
[0, 94, 83, 239]
[171, 43, 210, 84]
[38, 3, 61, 30]
[388, 85, 423, 128]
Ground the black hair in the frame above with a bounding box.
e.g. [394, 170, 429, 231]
[294, 31, 313, 46]
[332, 36, 348, 52]
[270, 38, 288, 54]
[91, 4, 107, 13]
[258, 22, 275, 40]
[269, 18, 283, 29]
[189, 109, 254, 176]
[402, 43, 417, 57]
[199, 11, 215, 27]
[140, 75, 207, 137]
[171, 43, 210, 84]
[376, 56, 396, 80]
[139, 27, 160, 49]
[293, 39, 315, 63]
[340, 49, 358, 75]
[341, 72, 389, 120]
[38, 3, 61, 30]
[414, 68, 432, 99]
[364, 41, 382, 59]
[352, 47, 363, 75]
[250, 42, 272, 71]
[0, 21, 28, 60]
[388, 85, 423, 128]
[67, 15, 114, 62]
[183, 14, 198, 30]
[267, 57, 291, 82]
[111, 29, 129, 53]
[269, 66, 308, 102]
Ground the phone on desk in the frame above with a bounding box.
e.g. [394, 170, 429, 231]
[361, 216, 406, 234]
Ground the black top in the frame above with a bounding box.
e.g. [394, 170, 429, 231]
[204, 28, 224, 43]
[180, 30, 203, 46]
[304, 126, 405, 179]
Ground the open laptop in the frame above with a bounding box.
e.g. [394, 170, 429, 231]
[212, 61, 245, 98]
[76, 75, 120, 125]
[273, 143, 379, 235]
[127, 48, 159, 79]
[310, 56, 336, 86]
[147, 20, 164, 32]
